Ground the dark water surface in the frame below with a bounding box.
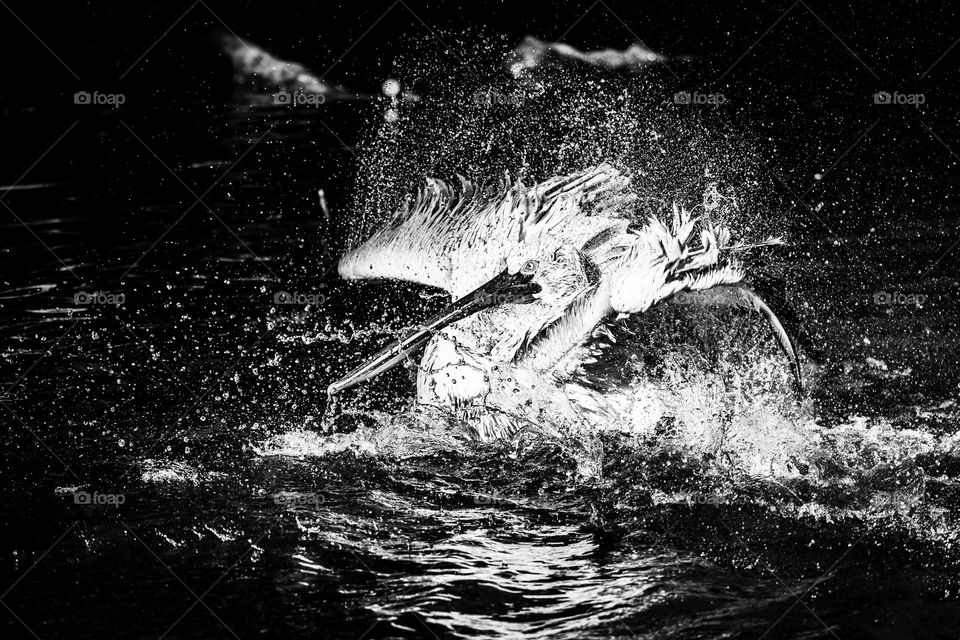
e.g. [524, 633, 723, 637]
[4, 7, 960, 640]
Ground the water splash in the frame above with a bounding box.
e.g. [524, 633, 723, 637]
[268, 31, 960, 558]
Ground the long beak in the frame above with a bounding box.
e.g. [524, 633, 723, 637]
[327, 269, 540, 396]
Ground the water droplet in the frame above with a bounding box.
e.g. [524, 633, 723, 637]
[382, 78, 401, 97]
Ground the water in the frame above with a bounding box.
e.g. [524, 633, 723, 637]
[3, 22, 960, 640]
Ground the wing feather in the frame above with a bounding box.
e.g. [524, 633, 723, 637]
[668, 285, 802, 388]
[338, 163, 633, 299]
[581, 214, 802, 388]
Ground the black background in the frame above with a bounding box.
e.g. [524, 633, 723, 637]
[3, 0, 960, 215]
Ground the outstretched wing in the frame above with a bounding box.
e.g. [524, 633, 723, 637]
[337, 163, 634, 300]
[514, 208, 802, 387]
[667, 285, 802, 387]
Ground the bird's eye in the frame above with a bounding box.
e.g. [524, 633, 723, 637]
[520, 260, 539, 275]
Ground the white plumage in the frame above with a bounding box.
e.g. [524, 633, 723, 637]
[334, 163, 800, 439]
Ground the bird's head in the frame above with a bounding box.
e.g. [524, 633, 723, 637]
[506, 244, 596, 306]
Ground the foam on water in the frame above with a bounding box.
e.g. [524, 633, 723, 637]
[139, 459, 229, 485]
[256, 426, 378, 458]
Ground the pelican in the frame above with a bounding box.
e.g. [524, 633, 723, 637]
[215, 30, 359, 101]
[328, 163, 800, 440]
[507, 36, 672, 77]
